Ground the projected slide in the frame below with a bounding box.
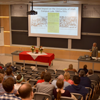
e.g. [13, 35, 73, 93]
[29, 6, 81, 39]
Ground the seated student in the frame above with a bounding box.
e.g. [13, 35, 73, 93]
[36, 72, 55, 95]
[0, 73, 5, 95]
[4, 68, 16, 83]
[87, 69, 100, 83]
[0, 77, 21, 100]
[0, 69, 5, 75]
[78, 65, 88, 74]
[37, 71, 45, 84]
[79, 70, 91, 87]
[4, 63, 17, 72]
[65, 75, 88, 100]
[64, 72, 74, 85]
[14, 74, 24, 91]
[52, 74, 70, 89]
[53, 79, 71, 99]
[65, 64, 77, 73]
[18, 83, 34, 100]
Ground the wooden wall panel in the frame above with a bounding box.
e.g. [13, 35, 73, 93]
[79, 61, 93, 69]
[1, 18, 10, 31]
[5, 46, 11, 54]
[4, 32, 10, 45]
[94, 63, 100, 70]
[0, 5, 9, 16]
[0, 46, 5, 54]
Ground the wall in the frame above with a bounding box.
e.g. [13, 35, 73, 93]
[0, 5, 100, 61]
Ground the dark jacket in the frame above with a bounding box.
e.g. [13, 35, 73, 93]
[65, 84, 88, 100]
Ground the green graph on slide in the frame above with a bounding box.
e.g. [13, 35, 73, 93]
[48, 13, 59, 33]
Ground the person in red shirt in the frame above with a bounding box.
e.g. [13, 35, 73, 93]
[37, 71, 45, 84]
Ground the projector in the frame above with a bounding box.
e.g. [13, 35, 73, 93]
[27, 10, 37, 15]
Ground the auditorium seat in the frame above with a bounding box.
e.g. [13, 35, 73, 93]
[0, 63, 4, 69]
[15, 65, 22, 71]
[71, 93, 83, 100]
[20, 72, 26, 77]
[31, 74, 39, 79]
[34, 92, 51, 100]
[46, 69, 55, 74]
[60, 96, 75, 100]
[29, 79, 37, 86]
[33, 71, 38, 74]
[56, 69, 64, 75]
[85, 87, 92, 100]
[67, 71, 75, 75]
[24, 74, 31, 81]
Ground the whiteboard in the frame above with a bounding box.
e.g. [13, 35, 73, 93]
[0, 28, 4, 46]
[83, 4, 100, 18]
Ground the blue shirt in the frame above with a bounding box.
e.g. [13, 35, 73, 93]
[52, 80, 70, 89]
[0, 93, 21, 100]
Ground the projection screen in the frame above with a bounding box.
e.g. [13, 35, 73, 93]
[28, 5, 81, 39]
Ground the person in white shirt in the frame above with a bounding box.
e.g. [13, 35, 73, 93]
[14, 74, 24, 91]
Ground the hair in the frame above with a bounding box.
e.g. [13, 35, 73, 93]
[88, 69, 94, 75]
[69, 64, 73, 69]
[40, 72, 45, 79]
[16, 74, 23, 83]
[64, 72, 70, 81]
[3, 77, 14, 93]
[83, 65, 87, 70]
[0, 73, 3, 83]
[6, 68, 12, 75]
[56, 79, 64, 100]
[18, 83, 33, 99]
[79, 70, 85, 77]
[0, 69, 4, 74]
[44, 72, 51, 82]
[73, 75, 80, 84]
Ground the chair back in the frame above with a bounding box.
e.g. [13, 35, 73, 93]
[29, 79, 37, 86]
[60, 96, 75, 100]
[67, 71, 75, 75]
[34, 92, 51, 100]
[46, 69, 55, 74]
[56, 70, 65, 75]
[71, 93, 83, 100]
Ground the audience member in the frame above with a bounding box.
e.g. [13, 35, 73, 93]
[78, 65, 88, 74]
[4, 68, 16, 83]
[0, 77, 21, 100]
[65, 64, 77, 73]
[36, 72, 55, 95]
[53, 79, 71, 100]
[87, 69, 100, 83]
[65, 75, 88, 100]
[0, 73, 5, 95]
[79, 70, 91, 87]
[4, 63, 17, 72]
[0, 69, 4, 75]
[18, 83, 34, 100]
[37, 71, 45, 84]
[14, 74, 23, 91]
[64, 72, 74, 85]
[52, 74, 70, 89]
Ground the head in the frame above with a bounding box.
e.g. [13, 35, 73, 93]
[56, 79, 64, 100]
[69, 64, 73, 69]
[16, 74, 23, 83]
[0, 69, 4, 74]
[18, 83, 33, 100]
[40, 72, 45, 79]
[58, 75, 64, 80]
[64, 72, 70, 81]
[44, 72, 51, 82]
[0, 73, 4, 83]
[93, 42, 97, 47]
[6, 68, 12, 76]
[3, 77, 14, 93]
[88, 69, 94, 75]
[79, 70, 85, 77]
[83, 65, 87, 70]
[73, 75, 80, 85]
[6, 63, 12, 68]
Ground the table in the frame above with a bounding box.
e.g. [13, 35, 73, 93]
[78, 56, 100, 71]
[19, 51, 55, 67]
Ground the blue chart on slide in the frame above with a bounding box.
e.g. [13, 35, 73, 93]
[31, 6, 78, 36]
